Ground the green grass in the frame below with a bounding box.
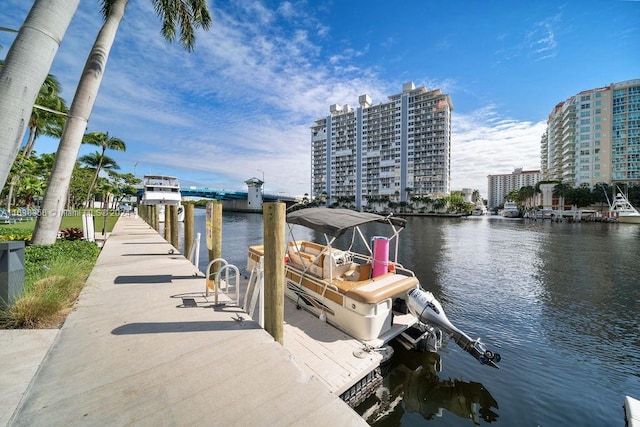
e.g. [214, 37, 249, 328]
[0, 209, 119, 241]
[0, 209, 119, 328]
[1, 240, 101, 328]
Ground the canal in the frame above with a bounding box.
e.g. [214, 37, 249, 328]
[188, 210, 640, 426]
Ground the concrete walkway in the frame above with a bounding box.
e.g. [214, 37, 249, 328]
[4, 215, 366, 426]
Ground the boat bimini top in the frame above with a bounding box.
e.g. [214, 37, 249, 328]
[286, 208, 406, 238]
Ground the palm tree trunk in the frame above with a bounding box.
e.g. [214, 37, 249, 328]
[22, 126, 38, 158]
[0, 0, 79, 191]
[31, 0, 128, 245]
[86, 149, 106, 208]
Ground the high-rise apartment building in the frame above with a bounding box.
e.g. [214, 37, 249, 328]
[487, 168, 541, 209]
[541, 79, 640, 188]
[311, 82, 453, 210]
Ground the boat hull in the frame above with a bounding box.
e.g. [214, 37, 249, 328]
[502, 211, 521, 218]
[618, 215, 640, 224]
[248, 243, 420, 345]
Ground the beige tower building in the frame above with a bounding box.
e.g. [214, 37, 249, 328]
[487, 168, 541, 210]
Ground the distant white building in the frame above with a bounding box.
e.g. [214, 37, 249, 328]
[487, 168, 541, 209]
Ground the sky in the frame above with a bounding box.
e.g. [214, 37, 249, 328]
[1, 0, 639, 198]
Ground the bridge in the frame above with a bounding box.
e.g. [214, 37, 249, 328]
[136, 187, 297, 203]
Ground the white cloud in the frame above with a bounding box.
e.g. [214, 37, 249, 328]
[2, 1, 549, 199]
[451, 106, 546, 197]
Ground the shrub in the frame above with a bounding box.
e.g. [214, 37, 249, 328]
[0, 227, 32, 242]
[59, 228, 84, 240]
[1, 240, 100, 328]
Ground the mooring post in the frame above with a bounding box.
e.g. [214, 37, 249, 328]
[164, 206, 171, 241]
[170, 205, 179, 250]
[184, 204, 194, 258]
[152, 205, 159, 231]
[145, 205, 158, 231]
[263, 202, 285, 345]
[207, 201, 223, 278]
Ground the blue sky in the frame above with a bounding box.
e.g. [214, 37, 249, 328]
[1, 0, 639, 198]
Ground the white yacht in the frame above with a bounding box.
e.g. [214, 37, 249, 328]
[501, 201, 521, 218]
[609, 188, 640, 224]
[141, 175, 184, 222]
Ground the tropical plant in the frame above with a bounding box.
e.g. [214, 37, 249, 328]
[107, 171, 140, 208]
[81, 132, 126, 207]
[32, 0, 212, 245]
[518, 185, 536, 210]
[0, 0, 79, 191]
[432, 197, 447, 212]
[3, 152, 54, 209]
[79, 151, 120, 207]
[68, 163, 94, 209]
[446, 191, 470, 213]
[553, 182, 572, 209]
[23, 74, 68, 158]
[3, 72, 67, 211]
[59, 228, 84, 240]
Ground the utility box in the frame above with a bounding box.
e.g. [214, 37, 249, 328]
[0, 241, 25, 309]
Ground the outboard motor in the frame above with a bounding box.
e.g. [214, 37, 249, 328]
[406, 288, 501, 368]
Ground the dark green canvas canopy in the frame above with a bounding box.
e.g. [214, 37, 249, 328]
[286, 208, 406, 238]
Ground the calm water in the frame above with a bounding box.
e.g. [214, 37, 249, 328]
[187, 210, 640, 426]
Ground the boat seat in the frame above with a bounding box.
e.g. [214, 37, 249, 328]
[335, 273, 419, 305]
[288, 241, 325, 266]
[344, 263, 371, 282]
[287, 241, 325, 277]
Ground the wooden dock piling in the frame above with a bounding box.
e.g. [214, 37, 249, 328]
[207, 201, 222, 274]
[184, 204, 194, 256]
[164, 206, 171, 242]
[263, 202, 285, 345]
[170, 205, 179, 250]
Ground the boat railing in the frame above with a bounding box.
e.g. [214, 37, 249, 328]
[347, 251, 414, 278]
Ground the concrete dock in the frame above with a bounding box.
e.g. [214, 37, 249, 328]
[2, 215, 367, 426]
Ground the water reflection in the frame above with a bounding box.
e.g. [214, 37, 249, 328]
[358, 343, 499, 426]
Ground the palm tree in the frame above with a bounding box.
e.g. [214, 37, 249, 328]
[32, 0, 212, 245]
[81, 132, 126, 207]
[0, 0, 79, 191]
[79, 151, 120, 207]
[19, 176, 45, 208]
[22, 74, 68, 158]
[3, 73, 68, 211]
[518, 186, 536, 210]
[553, 182, 571, 210]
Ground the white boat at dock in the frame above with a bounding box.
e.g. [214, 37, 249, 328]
[247, 208, 501, 370]
[471, 200, 487, 216]
[609, 187, 640, 224]
[625, 395, 640, 427]
[501, 201, 521, 218]
[141, 175, 184, 222]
